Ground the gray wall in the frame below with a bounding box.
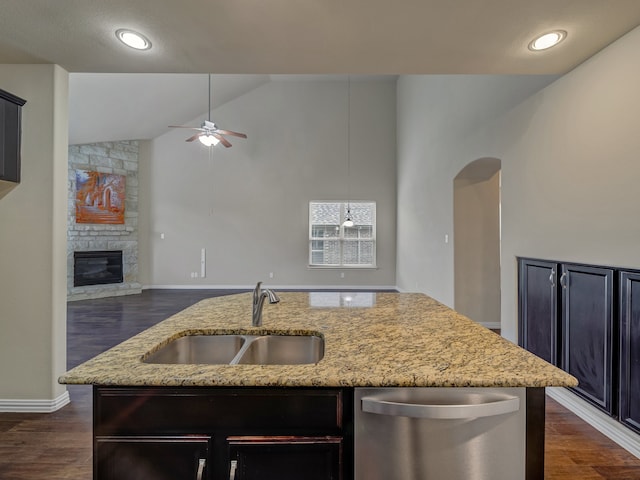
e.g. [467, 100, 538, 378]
[396, 74, 557, 303]
[396, 26, 640, 341]
[0, 65, 68, 404]
[139, 78, 397, 288]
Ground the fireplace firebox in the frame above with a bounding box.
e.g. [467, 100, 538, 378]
[74, 250, 123, 287]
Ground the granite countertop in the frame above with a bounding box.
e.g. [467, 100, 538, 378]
[59, 291, 578, 388]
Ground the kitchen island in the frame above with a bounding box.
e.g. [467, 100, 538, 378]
[59, 291, 577, 480]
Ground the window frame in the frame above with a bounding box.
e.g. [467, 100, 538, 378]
[308, 201, 377, 269]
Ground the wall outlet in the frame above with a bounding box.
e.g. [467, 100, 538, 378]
[269, 272, 274, 279]
[340, 272, 345, 279]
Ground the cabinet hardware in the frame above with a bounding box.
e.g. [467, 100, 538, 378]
[229, 459, 237, 480]
[196, 458, 206, 480]
[549, 269, 556, 287]
[559, 272, 567, 289]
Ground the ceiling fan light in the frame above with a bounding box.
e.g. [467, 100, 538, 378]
[116, 29, 152, 50]
[529, 30, 566, 51]
[199, 134, 220, 147]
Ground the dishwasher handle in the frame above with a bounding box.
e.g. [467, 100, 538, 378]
[361, 394, 520, 420]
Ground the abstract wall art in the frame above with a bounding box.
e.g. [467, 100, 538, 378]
[75, 170, 125, 224]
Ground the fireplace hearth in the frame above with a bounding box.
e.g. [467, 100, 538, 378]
[74, 250, 123, 287]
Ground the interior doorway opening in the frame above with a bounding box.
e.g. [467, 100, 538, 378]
[453, 158, 501, 329]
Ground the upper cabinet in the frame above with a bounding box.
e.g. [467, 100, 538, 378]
[0, 88, 27, 184]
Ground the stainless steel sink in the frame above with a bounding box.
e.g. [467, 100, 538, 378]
[144, 334, 246, 364]
[143, 333, 324, 365]
[235, 334, 324, 365]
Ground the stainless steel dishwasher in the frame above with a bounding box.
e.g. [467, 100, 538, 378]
[354, 387, 526, 480]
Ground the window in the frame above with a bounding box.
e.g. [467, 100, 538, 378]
[309, 201, 376, 267]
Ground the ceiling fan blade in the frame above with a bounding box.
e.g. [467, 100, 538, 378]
[169, 125, 200, 129]
[213, 133, 232, 148]
[216, 129, 247, 139]
[186, 133, 202, 142]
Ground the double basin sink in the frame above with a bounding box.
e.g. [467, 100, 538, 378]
[143, 333, 324, 365]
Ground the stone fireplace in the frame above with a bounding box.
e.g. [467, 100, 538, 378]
[67, 141, 142, 301]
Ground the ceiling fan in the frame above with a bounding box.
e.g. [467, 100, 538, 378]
[169, 74, 247, 148]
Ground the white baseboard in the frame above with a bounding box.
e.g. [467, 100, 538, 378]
[546, 387, 640, 459]
[143, 284, 399, 291]
[0, 391, 70, 413]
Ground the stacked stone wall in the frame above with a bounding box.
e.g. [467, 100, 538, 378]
[67, 141, 141, 300]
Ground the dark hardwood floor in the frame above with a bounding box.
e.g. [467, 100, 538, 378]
[1, 289, 639, 479]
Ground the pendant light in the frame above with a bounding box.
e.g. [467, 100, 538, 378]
[199, 74, 220, 147]
[343, 76, 354, 228]
[344, 208, 354, 227]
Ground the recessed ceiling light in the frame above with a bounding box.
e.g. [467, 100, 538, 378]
[528, 30, 567, 51]
[115, 29, 152, 50]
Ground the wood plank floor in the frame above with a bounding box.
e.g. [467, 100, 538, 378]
[1, 289, 639, 479]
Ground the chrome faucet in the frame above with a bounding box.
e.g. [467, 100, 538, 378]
[252, 281, 280, 326]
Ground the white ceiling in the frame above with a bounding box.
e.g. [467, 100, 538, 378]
[1, 0, 640, 74]
[3, 0, 640, 144]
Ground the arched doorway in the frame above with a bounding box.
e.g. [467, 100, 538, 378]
[453, 158, 501, 329]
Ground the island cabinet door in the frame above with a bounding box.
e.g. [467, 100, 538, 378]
[95, 436, 210, 480]
[560, 263, 615, 414]
[620, 271, 640, 434]
[518, 258, 560, 365]
[227, 436, 342, 480]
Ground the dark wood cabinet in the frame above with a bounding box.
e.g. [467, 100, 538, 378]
[519, 259, 616, 414]
[92, 385, 548, 479]
[94, 387, 351, 480]
[518, 259, 559, 365]
[96, 436, 210, 480]
[620, 271, 640, 434]
[518, 259, 640, 423]
[228, 436, 342, 480]
[0, 88, 26, 184]
[560, 263, 615, 414]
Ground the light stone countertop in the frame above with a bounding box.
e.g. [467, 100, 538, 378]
[58, 292, 578, 388]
